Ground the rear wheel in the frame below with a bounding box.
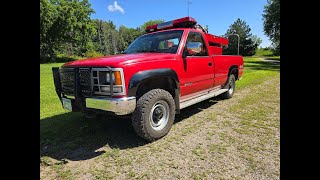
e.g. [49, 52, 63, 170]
[132, 89, 175, 141]
[221, 74, 236, 99]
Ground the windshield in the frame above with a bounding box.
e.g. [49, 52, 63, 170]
[124, 30, 184, 54]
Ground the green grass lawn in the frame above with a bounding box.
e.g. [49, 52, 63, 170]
[253, 48, 280, 61]
[40, 63, 65, 119]
[237, 57, 279, 89]
[40, 57, 280, 179]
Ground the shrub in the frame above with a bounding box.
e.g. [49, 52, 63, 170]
[54, 53, 83, 63]
[40, 53, 84, 64]
[83, 50, 104, 58]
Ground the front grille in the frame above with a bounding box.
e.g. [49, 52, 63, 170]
[58, 67, 124, 97]
[60, 68, 75, 95]
[79, 68, 92, 96]
[59, 67, 92, 97]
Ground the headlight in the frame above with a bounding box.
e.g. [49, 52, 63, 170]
[105, 71, 122, 85]
[92, 68, 125, 95]
[105, 73, 115, 83]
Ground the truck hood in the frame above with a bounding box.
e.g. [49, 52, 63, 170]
[63, 53, 177, 67]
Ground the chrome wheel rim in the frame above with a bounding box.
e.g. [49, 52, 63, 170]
[149, 100, 169, 131]
[228, 80, 234, 94]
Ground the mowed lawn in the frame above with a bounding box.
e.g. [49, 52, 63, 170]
[40, 57, 280, 179]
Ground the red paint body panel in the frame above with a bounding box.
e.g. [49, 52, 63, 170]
[208, 46, 222, 55]
[62, 26, 244, 99]
[205, 34, 228, 46]
[212, 55, 243, 86]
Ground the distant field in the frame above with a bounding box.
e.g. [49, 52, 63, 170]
[40, 57, 280, 179]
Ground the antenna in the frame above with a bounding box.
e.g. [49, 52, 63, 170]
[187, 0, 192, 16]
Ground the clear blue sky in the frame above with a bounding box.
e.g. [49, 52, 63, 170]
[89, 0, 271, 47]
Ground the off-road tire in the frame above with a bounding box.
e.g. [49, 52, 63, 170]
[132, 89, 175, 141]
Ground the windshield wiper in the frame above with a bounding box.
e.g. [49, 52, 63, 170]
[134, 50, 160, 53]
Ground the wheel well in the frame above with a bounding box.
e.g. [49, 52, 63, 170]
[136, 77, 177, 100]
[228, 65, 239, 80]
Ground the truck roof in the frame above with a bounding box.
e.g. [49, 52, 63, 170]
[145, 17, 197, 33]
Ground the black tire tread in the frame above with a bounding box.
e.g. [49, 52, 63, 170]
[132, 89, 175, 141]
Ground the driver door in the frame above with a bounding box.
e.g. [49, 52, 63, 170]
[180, 31, 214, 98]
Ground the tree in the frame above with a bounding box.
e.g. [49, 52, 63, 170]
[223, 18, 259, 56]
[140, 19, 165, 34]
[40, 0, 95, 61]
[262, 0, 280, 55]
[251, 35, 262, 47]
[40, 0, 57, 60]
[118, 26, 141, 52]
[203, 25, 209, 33]
[92, 20, 117, 55]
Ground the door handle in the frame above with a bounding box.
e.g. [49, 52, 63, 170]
[208, 62, 212, 66]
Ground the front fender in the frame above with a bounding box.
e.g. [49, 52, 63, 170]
[127, 68, 180, 112]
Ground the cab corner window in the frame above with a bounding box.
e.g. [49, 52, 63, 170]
[185, 32, 208, 56]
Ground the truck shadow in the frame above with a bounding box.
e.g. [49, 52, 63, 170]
[245, 61, 280, 71]
[174, 99, 218, 124]
[40, 98, 219, 162]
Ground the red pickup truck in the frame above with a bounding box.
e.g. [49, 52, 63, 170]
[52, 17, 244, 141]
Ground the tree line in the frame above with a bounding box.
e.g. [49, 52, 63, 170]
[40, 0, 279, 63]
[262, 0, 280, 55]
[40, 0, 164, 63]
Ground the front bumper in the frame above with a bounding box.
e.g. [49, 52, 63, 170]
[53, 67, 136, 115]
[85, 96, 136, 115]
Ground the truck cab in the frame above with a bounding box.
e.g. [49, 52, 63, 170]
[52, 16, 244, 141]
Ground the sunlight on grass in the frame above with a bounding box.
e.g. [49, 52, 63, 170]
[40, 63, 65, 120]
[237, 57, 279, 89]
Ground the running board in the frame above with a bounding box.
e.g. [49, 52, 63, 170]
[180, 88, 228, 109]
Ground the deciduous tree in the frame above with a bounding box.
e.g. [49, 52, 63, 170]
[263, 0, 280, 55]
[223, 18, 259, 56]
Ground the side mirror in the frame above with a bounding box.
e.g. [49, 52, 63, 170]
[187, 42, 202, 54]
[183, 42, 203, 57]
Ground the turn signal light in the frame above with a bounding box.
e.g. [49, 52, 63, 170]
[114, 71, 122, 85]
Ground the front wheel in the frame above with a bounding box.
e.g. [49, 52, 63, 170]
[221, 74, 236, 99]
[132, 89, 175, 141]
